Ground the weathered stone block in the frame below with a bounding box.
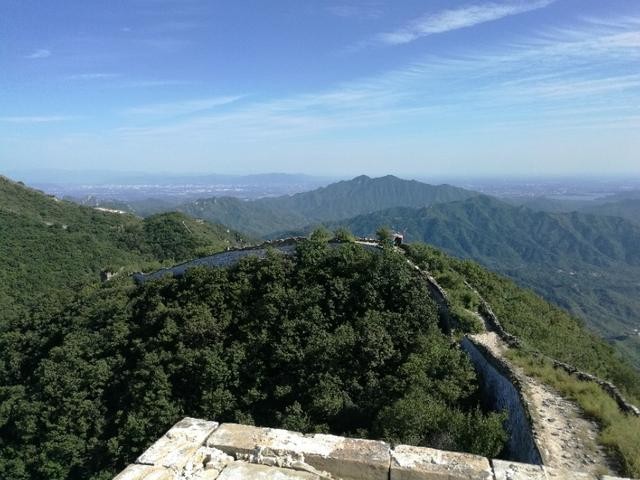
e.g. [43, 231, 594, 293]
[137, 417, 219, 470]
[206, 423, 390, 480]
[542, 466, 596, 479]
[390, 444, 492, 480]
[492, 459, 545, 480]
[216, 462, 321, 479]
[601, 476, 634, 480]
[112, 464, 173, 480]
[181, 446, 235, 479]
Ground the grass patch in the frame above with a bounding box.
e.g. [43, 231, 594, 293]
[508, 350, 640, 478]
[449, 304, 483, 334]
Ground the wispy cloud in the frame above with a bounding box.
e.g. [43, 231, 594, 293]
[367, 0, 555, 47]
[116, 79, 194, 88]
[25, 48, 51, 59]
[113, 14, 640, 142]
[65, 73, 121, 81]
[0, 116, 74, 124]
[122, 96, 244, 116]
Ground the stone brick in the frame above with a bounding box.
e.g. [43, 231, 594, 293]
[492, 459, 546, 480]
[205, 423, 390, 480]
[542, 466, 597, 479]
[137, 417, 219, 470]
[181, 446, 234, 479]
[112, 464, 173, 480]
[216, 462, 321, 479]
[390, 444, 492, 480]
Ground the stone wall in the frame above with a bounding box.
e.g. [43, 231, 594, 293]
[133, 237, 382, 283]
[466, 280, 640, 417]
[403, 257, 453, 333]
[461, 337, 543, 465]
[114, 417, 631, 479]
[539, 355, 640, 417]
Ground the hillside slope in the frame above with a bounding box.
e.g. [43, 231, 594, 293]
[0, 176, 247, 321]
[176, 175, 477, 237]
[581, 198, 640, 226]
[329, 196, 640, 366]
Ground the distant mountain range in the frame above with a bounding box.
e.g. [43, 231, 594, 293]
[515, 192, 640, 226]
[177, 175, 477, 237]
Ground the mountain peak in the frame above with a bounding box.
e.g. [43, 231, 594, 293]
[351, 174, 372, 182]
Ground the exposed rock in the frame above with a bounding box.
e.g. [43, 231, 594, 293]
[491, 459, 546, 480]
[137, 418, 219, 471]
[215, 462, 321, 479]
[206, 423, 390, 480]
[390, 444, 492, 479]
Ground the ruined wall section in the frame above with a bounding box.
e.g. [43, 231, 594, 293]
[465, 280, 640, 417]
[461, 337, 543, 465]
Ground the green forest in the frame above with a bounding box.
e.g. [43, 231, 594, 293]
[2, 176, 640, 479]
[0, 176, 247, 322]
[0, 234, 507, 479]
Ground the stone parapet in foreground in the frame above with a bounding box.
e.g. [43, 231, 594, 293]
[114, 417, 634, 480]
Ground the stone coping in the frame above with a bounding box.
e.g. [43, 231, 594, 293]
[114, 418, 634, 480]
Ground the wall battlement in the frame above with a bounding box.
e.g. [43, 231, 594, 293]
[114, 417, 631, 480]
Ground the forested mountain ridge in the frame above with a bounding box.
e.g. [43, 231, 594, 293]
[176, 175, 477, 237]
[324, 195, 640, 366]
[0, 176, 248, 322]
[260, 174, 477, 223]
[581, 198, 640, 226]
[332, 195, 640, 268]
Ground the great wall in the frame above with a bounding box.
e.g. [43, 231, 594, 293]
[120, 238, 639, 480]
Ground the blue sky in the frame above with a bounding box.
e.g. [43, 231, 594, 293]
[1, 0, 640, 176]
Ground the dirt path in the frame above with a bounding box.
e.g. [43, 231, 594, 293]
[470, 331, 617, 476]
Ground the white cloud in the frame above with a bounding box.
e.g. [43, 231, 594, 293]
[111, 14, 640, 142]
[122, 96, 244, 116]
[25, 48, 51, 59]
[376, 0, 555, 46]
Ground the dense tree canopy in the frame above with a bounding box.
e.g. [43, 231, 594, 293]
[0, 237, 506, 480]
